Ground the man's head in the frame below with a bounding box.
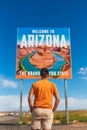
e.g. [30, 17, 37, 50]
[40, 68, 49, 78]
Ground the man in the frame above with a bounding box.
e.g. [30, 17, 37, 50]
[28, 68, 60, 130]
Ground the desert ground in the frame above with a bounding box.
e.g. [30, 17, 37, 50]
[0, 123, 87, 130]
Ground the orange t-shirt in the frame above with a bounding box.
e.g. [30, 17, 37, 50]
[30, 79, 58, 109]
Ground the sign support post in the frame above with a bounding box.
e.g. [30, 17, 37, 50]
[64, 79, 69, 124]
[19, 79, 23, 124]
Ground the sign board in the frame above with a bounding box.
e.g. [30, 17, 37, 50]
[16, 28, 72, 79]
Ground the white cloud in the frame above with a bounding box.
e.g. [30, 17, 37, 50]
[81, 77, 87, 80]
[58, 97, 87, 110]
[0, 95, 29, 111]
[78, 67, 87, 80]
[0, 77, 18, 88]
[0, 95, 20, 111]
[68, 97, 87, 110]
[0, 95, 87, 111]
[78, 67, 87, 75]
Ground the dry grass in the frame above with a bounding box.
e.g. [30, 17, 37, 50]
[19, 110, 87, 125]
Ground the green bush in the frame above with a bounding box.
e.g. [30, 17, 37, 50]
[19, 110, 87, 125]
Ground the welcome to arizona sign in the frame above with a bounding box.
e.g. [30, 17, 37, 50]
[16, 28, 72, 79]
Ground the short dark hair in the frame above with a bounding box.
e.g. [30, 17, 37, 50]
[40, 68, 49, 77]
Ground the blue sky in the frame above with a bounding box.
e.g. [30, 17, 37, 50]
[0, 0, 87, 111]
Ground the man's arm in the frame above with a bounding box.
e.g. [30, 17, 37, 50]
[52, 94, 60, 113]
[28, 93, 33, 113]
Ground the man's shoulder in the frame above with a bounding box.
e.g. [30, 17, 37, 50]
[33, 79, 56, 87]
[33, 80, 41, 86]
[48, 80, 56, 86]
